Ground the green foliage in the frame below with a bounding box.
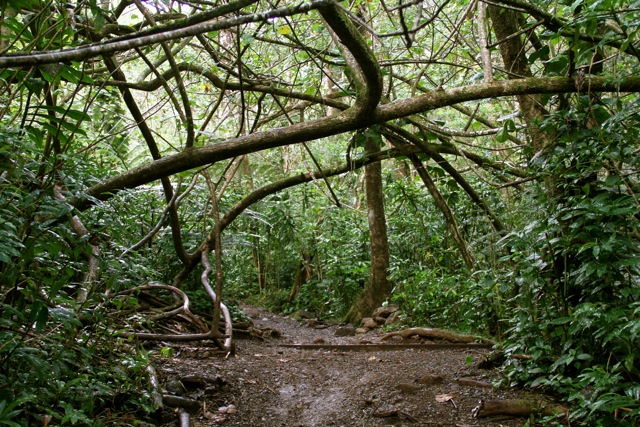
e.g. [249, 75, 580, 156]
[499, 96, 640, 425]
[0, 125, 159, 425]
[0, 300, 156, 425]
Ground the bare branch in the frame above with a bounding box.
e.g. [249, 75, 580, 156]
[0, 1, 332, 67]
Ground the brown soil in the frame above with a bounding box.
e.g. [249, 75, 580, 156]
[154, 306, 555, 427]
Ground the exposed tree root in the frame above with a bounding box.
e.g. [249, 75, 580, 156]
[200, 250, 233, 353]
[116, 283, 225, 342]
[380, 327, 495, 345]
[146, 364, 163, 410]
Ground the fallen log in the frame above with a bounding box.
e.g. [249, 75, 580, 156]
[473, 399, 568, 419]
[380, 327, 495, 344]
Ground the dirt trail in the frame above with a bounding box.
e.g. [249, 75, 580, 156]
[155, 307, 551, 426]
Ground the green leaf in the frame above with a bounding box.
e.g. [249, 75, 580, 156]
[34, 305, 48, 331]
[277, 25, 292, 35]
[543, 55, 569, 76]
[495, 123, 509, 143]
[528, 46, 549, 63]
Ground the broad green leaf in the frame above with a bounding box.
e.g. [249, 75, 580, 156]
[277, 25, 292, 35]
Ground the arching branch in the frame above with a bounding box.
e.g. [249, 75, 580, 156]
[72, 76, 640, 209]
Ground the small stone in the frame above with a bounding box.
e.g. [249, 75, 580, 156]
[372, 306, 393, 318]
[305, 319, 323, 328]
[374, 316, 387, 325]
[242, 307, 262, 318]
[207, 412, 226, 423]
[355, 328, 368, 334]
[313, 337, 326, 344]
[335, 325, 356, 337]
[291, 310, 316, 320]
[395, 383, 422, 393]
[165, 379, 185, 395]
[387, 334, 404, 342]
[263, 328, 282, 338]
[384, 311, 402, 326]
[361, 317, 378, 329]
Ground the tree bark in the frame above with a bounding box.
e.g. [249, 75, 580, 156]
[345, 135, 392, 323]
[488, 5, 549, 150]
[410, 156, 475, 271]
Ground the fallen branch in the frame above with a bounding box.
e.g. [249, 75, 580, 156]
[380, 327, 495, 345]
[163, 395, 200, 412]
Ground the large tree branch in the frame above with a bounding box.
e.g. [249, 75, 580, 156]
[72, 76, 640, 209]
[74, 1, 382, 209]
[98, 62, 351, 112]
[0, 0, 331, 67]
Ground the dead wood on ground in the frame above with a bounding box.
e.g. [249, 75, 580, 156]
[380, 327, 495, 345]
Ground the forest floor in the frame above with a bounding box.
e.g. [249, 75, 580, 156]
[153, 306, 559, 427]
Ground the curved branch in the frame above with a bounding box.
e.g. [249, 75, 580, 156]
[103, 55, 190, 264]
[71, 75, 640, 210]
[319, 3, 383, 117]
[0, 1, 331, 67]
[117, 283, 220, 341]
[201, 250, 233, 352]
[74, 1, 382, 209]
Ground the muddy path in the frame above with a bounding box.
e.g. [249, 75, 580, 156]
[154, 307, 556, 426]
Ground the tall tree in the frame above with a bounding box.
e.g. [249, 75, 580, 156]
[346, 129, 392, 322]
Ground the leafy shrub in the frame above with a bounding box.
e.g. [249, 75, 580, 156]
[499, 98, 640, 425]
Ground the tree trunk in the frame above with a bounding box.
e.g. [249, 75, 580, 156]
[488, 5, 549, 151]
[345, 135, 391, 323]
[289, 250, 313, 302]
[410, 156, 475, 270]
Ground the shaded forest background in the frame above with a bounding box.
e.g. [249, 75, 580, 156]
[0, 0, 639, 425]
